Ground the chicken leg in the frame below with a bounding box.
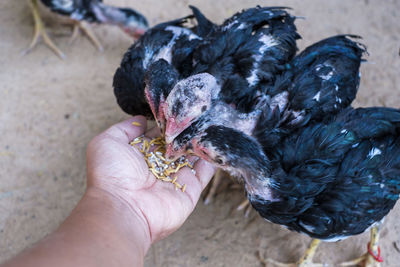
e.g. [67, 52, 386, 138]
[204, 169, 253, 216]
[204, 168, 224, 205]
[236, 199, 252, 217]
[260, 224, 383, 267]
[24, 0, 65, 59]
[68, 20, 104, 52]
[259, 239, 326, 267]
[339, 224, 383, 267]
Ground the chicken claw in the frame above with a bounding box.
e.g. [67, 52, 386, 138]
[338, 224, 383, 267]
[24, 0, 65, 59]
[259, 239, 328, 267]
[236, 199, 252, 218]
[69, 20, 104, 52]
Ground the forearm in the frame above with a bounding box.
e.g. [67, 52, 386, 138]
[2, 188, 151, 267]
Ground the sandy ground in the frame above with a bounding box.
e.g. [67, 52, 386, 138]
[1, 0, 400, 266]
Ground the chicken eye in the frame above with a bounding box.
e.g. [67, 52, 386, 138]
[215, 157, 224, 165]
[201, 105, 207, 112]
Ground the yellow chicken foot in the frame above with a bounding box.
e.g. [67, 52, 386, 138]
[339, 224, 383, 267]
[259, 239, 327, 267]
[24, 0, 65, 59]
[204, 168, 224, 205]
[236, 199, 252, 217]
[68, 20, 104, 52]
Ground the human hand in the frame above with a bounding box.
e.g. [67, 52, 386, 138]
[86, 116, 216, 247]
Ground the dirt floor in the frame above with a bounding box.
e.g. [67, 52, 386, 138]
[1, 0, 400, 266]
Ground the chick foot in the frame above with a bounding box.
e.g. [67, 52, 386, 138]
[68, 20, 104, 52]
[338, 224, 383, 267]
[236, 199, 252, 218]
[259, 239, 327, 267]
[24, 0, 65, 59]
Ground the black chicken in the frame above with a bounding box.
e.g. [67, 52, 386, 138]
[163, 6, 300, 143]
[113, 10, 204, 133]
[113, 6, 300, 204]
[184, 106, 400, 266]
[161, 6, 300, 204]
[114, 6, 299, 136]
[165, 35, 366, 206]
[26, 0, 149, 58]
[165, 34, 365, 154]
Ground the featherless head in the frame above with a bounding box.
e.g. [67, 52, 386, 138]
[164, 73, 220, 143]
[164, 119, 205, 161]
[144, 60, 179, 133]
[165, 137, 192, 161]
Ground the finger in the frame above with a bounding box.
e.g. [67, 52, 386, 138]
[130, 125, 162, 153]
[103, 116, 147, 142]
[193, 159, 216, 189]
[145, 125, 162, 139]
[174, 159, 216, 208]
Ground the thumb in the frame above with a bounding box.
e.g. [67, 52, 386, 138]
[101, 116, 148, 142]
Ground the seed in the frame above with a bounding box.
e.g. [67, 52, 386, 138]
[130, 136, 192, 192]
[132, 121, 142, 126]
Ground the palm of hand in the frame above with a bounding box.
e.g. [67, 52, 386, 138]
[86, 116, 215, 242]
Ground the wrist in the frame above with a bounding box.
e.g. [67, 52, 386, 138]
[81, 187, 152, 263]
[2, 187, 152, 267]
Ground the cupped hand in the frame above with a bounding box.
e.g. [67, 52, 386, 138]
[86, 116, 216, 245]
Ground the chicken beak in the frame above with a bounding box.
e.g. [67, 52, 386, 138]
[165, 143, 179, 161]
[165, 119, 179, 144]
[133, 29, 146, 39]
[165, 134, 178, 144]
[121, 27, 146, 39]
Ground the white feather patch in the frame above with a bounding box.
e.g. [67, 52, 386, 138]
[368, 147, 382, 159]
[247, 34, 278, 86]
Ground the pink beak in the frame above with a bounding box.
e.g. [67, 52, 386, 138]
[165, 144, 176, 160]
[133, 28, 146, 39]
[165, 118, 179, 144]
[165, 143, 186, 161]
[165, 116, 194, 144]
[122, 27, 146, 39]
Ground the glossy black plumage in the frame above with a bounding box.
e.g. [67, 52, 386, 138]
[253, 107, 400, 240]
[168, 35, 366, 157]
[191, 6, 301, 113]
[253, 35, 366, 150]
[163, 6, 300, 144]
[40, 0, 98, 21]
[40, 0, 148, 28]
[195, 107, 400, 241]
[113, 15, 201, 121]
[273, 35, 365, 118]
[113, 6, 300, 138]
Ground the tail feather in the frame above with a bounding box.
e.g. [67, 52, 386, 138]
[222, 6, 292, 32]
[275, 35, 367, 121]
[154, 15, 195, 29]
[189, 5, 215, 36]
[338, 107, 400, 139]
[291, 35, 367, 69]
